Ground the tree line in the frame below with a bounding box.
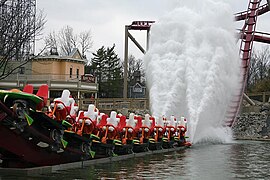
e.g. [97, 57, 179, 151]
[247, 46, 270, 93]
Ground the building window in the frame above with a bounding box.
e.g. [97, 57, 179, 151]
[70, 68, 72, 78]
[76, 69, 79, 79]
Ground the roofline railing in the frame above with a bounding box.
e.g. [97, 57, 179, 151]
[2, 73, 96, 83]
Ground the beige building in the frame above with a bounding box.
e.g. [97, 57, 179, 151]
[0, 48, 97, 104]
[32, 49, 86, 82]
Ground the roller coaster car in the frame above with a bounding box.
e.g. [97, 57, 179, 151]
[117, 113, 140, 154]
[90, 112, 116, 157]
[74, 111, 97, 136]
[63, 104, 100, 159]
[148, 116, 165, 151]
[0, 85, 69, 152]
[112, 114, 133, 155]
[174, 125, 191, 147]
[28, 85, 65, 150]
[162, 115, 177, 149]
[121, 113, 136, 145]
[106, 111, 137, 156]
[46, 89, 96, 158]
[48, 89, 78, 122]
[174, 117, 192, 147]
[129, 115, 149, 153]
[92, 111, 136, 156]
[1, 85, 193, 168]
[138, 114, 152, 147]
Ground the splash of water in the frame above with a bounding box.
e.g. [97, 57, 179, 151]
[144, 0, 240, 144]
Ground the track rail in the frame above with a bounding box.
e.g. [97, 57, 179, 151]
[225, 0, 263, 127]
[237, 30, 270, 44]
[235, 2, 269, 21]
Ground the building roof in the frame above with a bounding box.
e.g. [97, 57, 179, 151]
[68, 48, 83, 59]
[35, 48, 87, 64]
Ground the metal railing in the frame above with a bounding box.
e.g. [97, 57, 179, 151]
[81, 98, 149, 112]
[47, 98, 149, 113]
[3, 73, 96, 83]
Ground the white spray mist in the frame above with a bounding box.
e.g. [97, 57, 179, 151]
[144, 0, 240, 144]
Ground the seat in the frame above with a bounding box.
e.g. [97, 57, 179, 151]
[140, 114, 152, 143]
[23, 84, 34, 94]
[36, 84, 49, 111]
[134, 115, 142, 133]
[117, 115, 127, 130]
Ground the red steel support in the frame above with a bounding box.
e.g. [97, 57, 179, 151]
[235, 2, 269, 21]
[226, 0, 262, 127]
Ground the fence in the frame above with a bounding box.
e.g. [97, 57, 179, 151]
[47, 98, 149, 113]
[4, 73, 96, 83]
[81, 98, 149, 112]
[247, 92, 270, 103]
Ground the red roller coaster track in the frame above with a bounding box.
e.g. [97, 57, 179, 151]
[225, 0, 270, 127]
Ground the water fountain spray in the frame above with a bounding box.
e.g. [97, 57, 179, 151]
[144, 0, 240, 143]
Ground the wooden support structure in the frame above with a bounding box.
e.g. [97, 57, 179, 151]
[123, 21, 155, 98]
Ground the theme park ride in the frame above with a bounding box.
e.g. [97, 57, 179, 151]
[225, 0, 270, 127]
[0, 0, 269, 169]
[0, 84, 191, 168]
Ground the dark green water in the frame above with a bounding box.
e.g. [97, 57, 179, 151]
[2, 140, 270, 180]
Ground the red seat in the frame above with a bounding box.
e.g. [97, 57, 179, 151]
[150, 116, 156, 132]
[153, 117, 165, 141]
[36, 84, 49, 110]
[117, 115, 127, 130]
[23, 84, 34, 94]
[134, 116, 142, 132]
[78, 111, 97, 134]
[36, 84, 48, 100]
[97, 114, 108, 128]
[77, 111, 85, 120]
[53, 100, 69, 121]
[73, 111, 85, 133]
[101, 112, 119, 143]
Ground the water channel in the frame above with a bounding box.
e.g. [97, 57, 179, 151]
[0, 1, 266, 180]
[1, 140, 270, 179]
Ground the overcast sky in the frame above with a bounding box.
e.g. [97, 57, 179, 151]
[36, 0, 270, 60]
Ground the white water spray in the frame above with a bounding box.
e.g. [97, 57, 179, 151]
[144, 0, 240, 144]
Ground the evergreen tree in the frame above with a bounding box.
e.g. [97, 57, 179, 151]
[90, 45, 123, 98]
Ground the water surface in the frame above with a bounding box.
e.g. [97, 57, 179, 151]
[2, 140, 270, 179]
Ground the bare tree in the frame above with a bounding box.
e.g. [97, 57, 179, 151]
[79, 30, 93, 58]
[255, 47, 269, 80]
[58, 25, 77, 56]
[247, 46, 270, 91]
[44, 31, 58, 54]
[45, 26, 93, 58]
[0, 0, 46, 80]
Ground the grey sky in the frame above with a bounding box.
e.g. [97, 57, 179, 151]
[36, 0, 270, 59]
